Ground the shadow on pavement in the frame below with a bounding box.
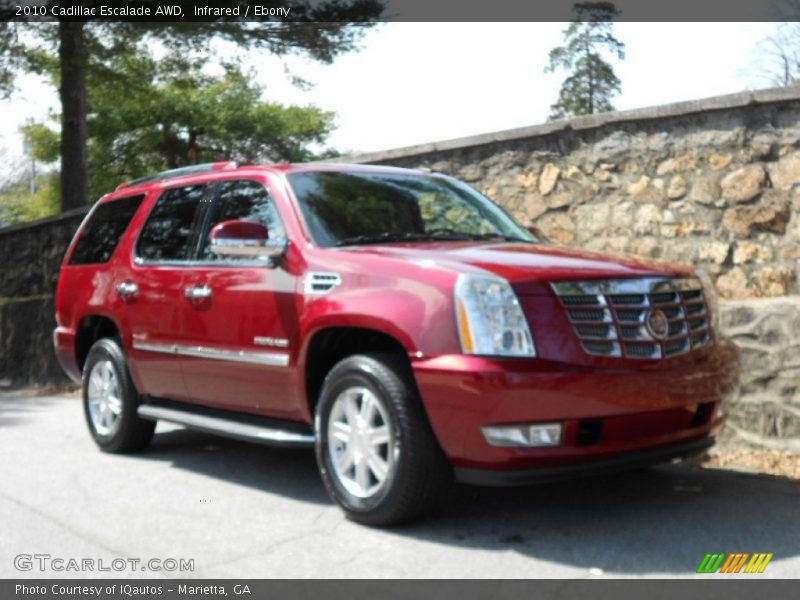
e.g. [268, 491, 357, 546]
[143, 427, 331, 505]
[140, 426, 799, 574]
[0, 393, 73, 428]
[405, 464, 800, 574]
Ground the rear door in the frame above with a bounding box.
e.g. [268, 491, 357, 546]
[178, 178, 301, 419]
[126, 183, 212, 401]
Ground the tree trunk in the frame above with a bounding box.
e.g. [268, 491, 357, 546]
[58, 21, 89, 212]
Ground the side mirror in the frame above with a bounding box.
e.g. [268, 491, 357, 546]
[209, 220, 285, 260]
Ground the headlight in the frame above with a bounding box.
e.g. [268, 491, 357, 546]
[454, 274, 536, 357]
[697, 268, 720, 335]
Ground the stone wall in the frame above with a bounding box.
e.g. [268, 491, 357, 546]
[347, 86, 800, 301]
[0, 297, 63, 386]
[343, 86, 800, 451]
[720, 297, 800, 452]
[0, 208, 87, 386]
[0, 208, 87, 298]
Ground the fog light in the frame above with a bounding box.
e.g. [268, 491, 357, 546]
[482, 423, 562, 448]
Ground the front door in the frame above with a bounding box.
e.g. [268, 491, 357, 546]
[125, 183, 211, 401]
[178, 178, 301, 419]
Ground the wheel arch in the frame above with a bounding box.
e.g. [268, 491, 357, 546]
[75, 314, 123, 374]
[301, 325, 416, 422]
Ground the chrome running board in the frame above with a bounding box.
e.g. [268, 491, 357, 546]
[137, 402, 314, 448]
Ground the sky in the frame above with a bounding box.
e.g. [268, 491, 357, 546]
[0, 22, 780, 179]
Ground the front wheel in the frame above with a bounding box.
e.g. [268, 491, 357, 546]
[314, 354, 451, 526]
[82, 338, 155, 453]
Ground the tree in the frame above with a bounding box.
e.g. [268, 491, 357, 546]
[750, 22, 800, 87]
[545, 2, 625, 121]
[0, 0, 384, 212]
[23, 54, 336, 202]
[0, 147, 59, 226]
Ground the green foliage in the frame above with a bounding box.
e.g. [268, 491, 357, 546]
[0, 2, 385, 212]
[0, 24, 19, 96]
[545, 2, 625, 121]
[0, 3, 385, 73]
[0, 173, 60, 225]
[0, 22, 59, 97]
[24, 55, 336, 200]
[21, 122, 60, 163]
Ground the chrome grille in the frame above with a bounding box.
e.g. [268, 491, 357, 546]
[552, 278, 711, 359]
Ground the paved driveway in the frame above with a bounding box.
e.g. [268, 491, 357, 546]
[1, 393, 798, 578]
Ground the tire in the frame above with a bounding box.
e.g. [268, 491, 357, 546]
[314, 353, 451, 526]
[82, 338, 155, 453]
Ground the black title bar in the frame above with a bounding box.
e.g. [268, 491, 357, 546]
[4, 579, 798, 600]
[1, 0, 800, 22]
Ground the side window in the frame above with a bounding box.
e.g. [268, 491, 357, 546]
[137, 185, 208, 261]
[199, 179, 286, 261]
[69, 195, 144, 265]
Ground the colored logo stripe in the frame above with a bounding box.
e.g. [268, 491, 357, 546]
[696, 553, 726, 573]
[720, 553, 748, 573]
[696, 553, 773, 574]
[744, 553, 773, 574]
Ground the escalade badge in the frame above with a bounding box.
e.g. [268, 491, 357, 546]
[254, 336, 290, 348]
[645, 309, 669, 340]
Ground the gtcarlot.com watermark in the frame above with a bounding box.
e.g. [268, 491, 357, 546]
[14, 554, 194, 573]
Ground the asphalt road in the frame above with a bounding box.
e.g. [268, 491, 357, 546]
[1, 392, 798, 579]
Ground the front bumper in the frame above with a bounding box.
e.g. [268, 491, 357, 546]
[412, 338, 739, 473]
[455, 435, 716, 486]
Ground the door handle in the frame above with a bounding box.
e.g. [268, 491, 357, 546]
[116, 281, 138, 301]
[184, 285, 212, 300]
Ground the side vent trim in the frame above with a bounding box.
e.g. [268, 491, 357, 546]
[304, 272, 342, 295]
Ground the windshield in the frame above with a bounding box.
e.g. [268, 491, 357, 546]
[286, 170, 537, 248]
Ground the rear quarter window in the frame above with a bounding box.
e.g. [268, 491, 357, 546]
[69, 195, 145, 265]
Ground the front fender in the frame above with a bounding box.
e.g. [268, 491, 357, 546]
[297, 278, 462, 365]
[302, 278, 458, 344]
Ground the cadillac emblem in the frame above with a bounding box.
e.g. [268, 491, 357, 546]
[645, 309, 669, 340]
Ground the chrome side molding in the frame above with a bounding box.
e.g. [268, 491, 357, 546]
[132, 340, 290, 367]
[137, 404, 314, 447]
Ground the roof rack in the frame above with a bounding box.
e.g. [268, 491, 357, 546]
[116, 161, 238, 191]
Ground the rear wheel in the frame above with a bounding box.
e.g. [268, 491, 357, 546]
[82, 338, 155, 453]
[314, 353, 451, 526]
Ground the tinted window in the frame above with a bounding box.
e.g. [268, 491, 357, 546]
[287, 171, 534, 248]
[138, 185, 208, 261]
[199, 180, 285, 261]
[69, 195, 144, 265]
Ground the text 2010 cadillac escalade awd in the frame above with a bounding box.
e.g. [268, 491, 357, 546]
[54, 162, 740, 525]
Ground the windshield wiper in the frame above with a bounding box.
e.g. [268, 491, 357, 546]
[335, 232, 436, 247]
[464, 232, 535, 244]
[423, 228, 534, 243]
[335, 230, 534, 247]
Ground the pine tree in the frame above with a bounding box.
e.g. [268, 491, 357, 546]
[545, 2, 625, 121]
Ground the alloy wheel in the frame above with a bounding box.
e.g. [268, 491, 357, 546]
[87, 360, 123, 437]
[327, 386, 397, 499]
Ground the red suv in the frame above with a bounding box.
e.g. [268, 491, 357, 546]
[54, 162, 740, 525]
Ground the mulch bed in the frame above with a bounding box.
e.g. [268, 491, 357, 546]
[700, 449, 800, 480]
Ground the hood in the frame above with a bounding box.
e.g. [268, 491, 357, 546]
[341, 241, 695, 294]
